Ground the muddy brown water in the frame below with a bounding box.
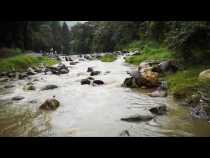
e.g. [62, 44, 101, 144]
[1, 55, 210, 137]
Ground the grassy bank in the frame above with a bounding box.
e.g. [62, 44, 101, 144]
[99, 54, 117, 62]
[165, 65, 210, 99]
[0, 54, 58, 72]
[124, 40, 210, 100]
[125, 41, 174, 65]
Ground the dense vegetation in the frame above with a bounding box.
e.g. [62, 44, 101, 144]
[0, 54, 58, 72]
[99, 54, 117, 62]
[68, 21, 210, 64]
[0, 21, 71, 55]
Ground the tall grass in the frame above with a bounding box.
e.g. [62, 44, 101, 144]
[99, 54, 117, 62]
[125, 40, 174, 65]
[0, 54, 58, 72]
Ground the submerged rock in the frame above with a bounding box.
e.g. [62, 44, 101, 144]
[41, 85, 58, 90]
[104, 71, 111, 75]
[47, 64, 69, 75]
[12, 96, 24, 101]
[93, 80, 104, 85]
[87, 77, 95, 80]
[39, 98, 60, 110]
[122, 77, 138, 88]
[25, 85, 36, 91]
[4, 85, 15, 89]
[81, 79, 91, 85]
[70, 61, 79, 65]
[149, 105, 168, 115]
[148, 90, 167, 97]
[87, 67, 94, 73]
[121, 114, 154, 122]
[0, 78, 9, 82]
[17, 72, 28, 80]
[90, 71, 101, 76]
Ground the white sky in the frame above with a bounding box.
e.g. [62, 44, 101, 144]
[66, 21, 87, 28]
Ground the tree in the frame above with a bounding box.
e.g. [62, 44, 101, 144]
[62, 22, 71, 54]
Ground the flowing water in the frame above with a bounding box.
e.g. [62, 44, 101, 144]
[1, 55, 210, 137]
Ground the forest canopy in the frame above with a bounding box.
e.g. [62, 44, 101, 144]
[1, 21, 210, 63]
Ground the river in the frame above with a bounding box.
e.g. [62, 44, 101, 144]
[1, 55, 210, 137]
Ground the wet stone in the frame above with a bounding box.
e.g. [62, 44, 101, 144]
[12, 96, 24, 101]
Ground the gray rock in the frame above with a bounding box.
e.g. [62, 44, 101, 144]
[152, 60, 178, 74]
[41, 85, 58, 90]
[81, 79, 91, 85]
[149, 105, 168, 115]
[70, 62, 79, 65]
[0, 78, 9, 82]
[27, 67, 36, 75]
[148, 90, 167, 97]
[39, 98, 60, 110]
[93, 80, 104, 85]
[59, 68, 69, 74]
[121, 114, 154, 122]
[122, 77, 138, 88]
[18, 73, 28, 80]
[4, 85, 15, 88]
[87, 67, 94, 72]
[12, 96, 24, 101]
[7, 72, 16, 78]
[90, 71, 101, 76]
[26, 85, 36, 91]
[87, 77, 95, 80]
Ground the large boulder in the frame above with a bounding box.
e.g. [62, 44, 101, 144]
[199, 69, 210, 81]
[39, 98, 60, 111]
[41, 84, 58, 90]
[152, 60, 178, 74]
[127, 70, 160, 88]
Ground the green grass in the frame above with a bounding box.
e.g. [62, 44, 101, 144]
[0, 54, 58, 72]
[165, 65, 210, 99]
[124, 40, 174, 65]
[99, 54, 117, 62]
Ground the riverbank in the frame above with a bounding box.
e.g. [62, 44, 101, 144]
[124, 40, 210, 120]
[0, 52, 58, 72]
[99, 54, 117, 62]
